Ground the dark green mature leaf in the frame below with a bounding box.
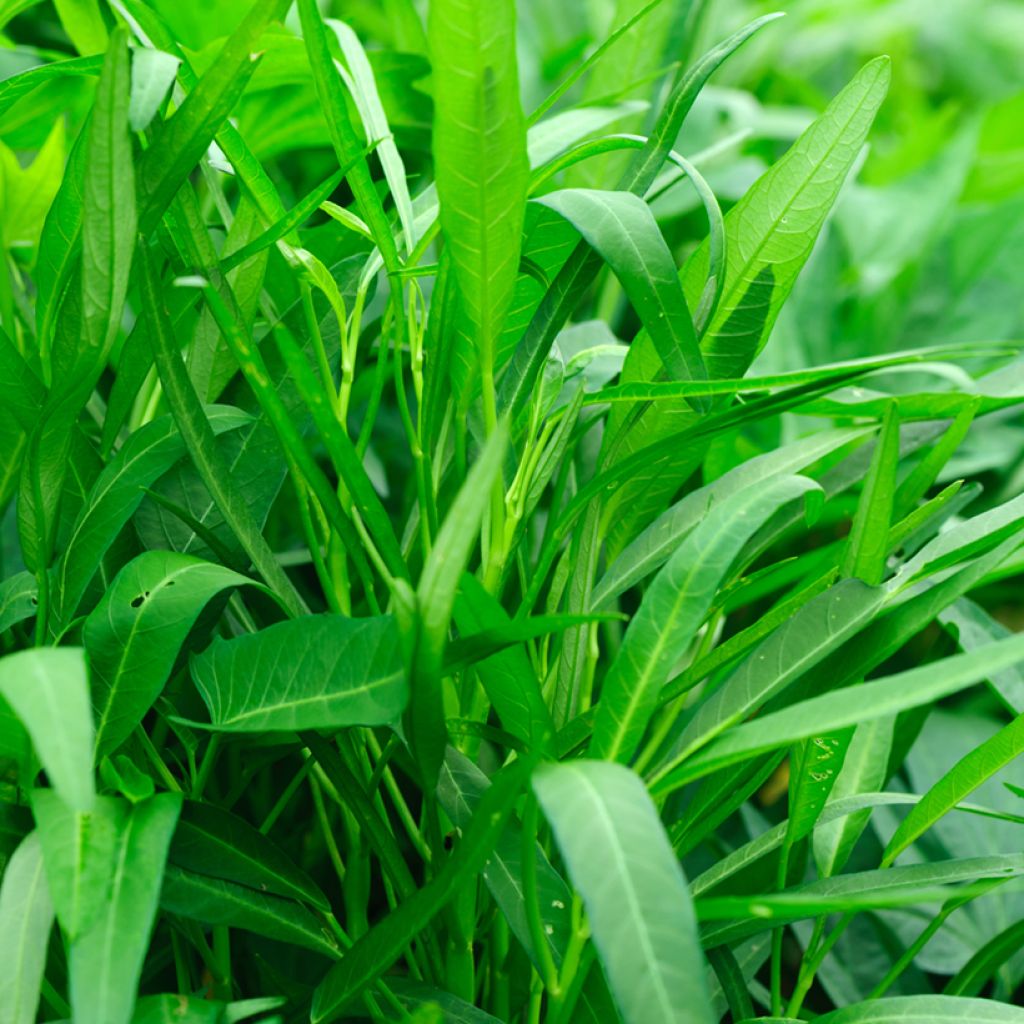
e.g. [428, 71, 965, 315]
[430, 0, 528, 409]
[311, 758, 532, 1022]
[451, 576, 555, 752]
[0, 831, 53, 1024]
[189, 615, 406, 732]
[0, 649, 95, 811]
[84, 552, 256, 757]
[51, 407, 252, 631]
[437, 749, 571, 968]
[160, 865, 339, 958]
[68, 793, 181, 1024]
[0, 573, 38, 635]
[591, 475, 820, 763]
[32, 791, 123, 939]
[170, 800, 329, 910]
[535, 760, 714, 1024]
[536, 189, 707, 408]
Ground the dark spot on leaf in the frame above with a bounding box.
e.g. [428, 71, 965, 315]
[130, 591, 151, 609]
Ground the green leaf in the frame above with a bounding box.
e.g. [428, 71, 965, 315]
[652, 579, 888, 781]
[32, 790, 123, 939]
[68, 794, 181, 1024]
[841, 402, 899, 584]
[602, 56, 891, 554]
[84, 552, 257, 757]
[882, 711, 1024, 866]
[437, 749, 571, 968]
[429, 0, 528, 400]
[946, 919, 1024, 997]
[699, 854, 1024, 947]
[593, 427, 868, 606]
[807, 995, 1024, 1023]
[659, 630, 1024, 791]
[311, 758, 531, 1022]
[0, 831, 53, 1024]
[388, 979, 505, 1024]
[189, 615, 407, 732]
[137, 0, 288, 232]
[0, 649, 95, 811]
[534, 760, 714, 1024]
[131, 994, 284, 1024]
[128, 48, 180, 132]
[407, 424, 507, 785]
[160, 865, 339, 958]
[451, 576, 555, 752]
[51, 406, 252, 630]
[941, 598, 1024, 713]
[536, 189, 707, 408]
[80, 26, 135, 368]
[591, 475, 821, 763]
[53, 0, 107, 55]
[170, 800, 329, 911]
[0, 573, 38, 636]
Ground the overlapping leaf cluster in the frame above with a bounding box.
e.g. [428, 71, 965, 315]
[1, 0, 1023, 1022]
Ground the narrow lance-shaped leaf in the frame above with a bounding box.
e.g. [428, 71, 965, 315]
[591, 475, 821, 764]
[0, 831, 53, 1024]
[407, 424, 508, 786]
[842, 401, 900, 584]
[659, 630, 1024, 791]
[811, 995, 1024, 1024]
[882, 711, 1024, 867]
[536, 189, 707, 410]
[429, 0, 528, 409]
[189, 615, 407, 733]
[601, 56, 892, 555]
[68, 794, 182, 1024]
[534, 760, 714, 1024]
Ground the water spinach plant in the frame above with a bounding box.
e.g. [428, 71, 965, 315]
[2, 0, 1024, 1022]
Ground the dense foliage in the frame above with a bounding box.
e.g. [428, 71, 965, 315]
[2, 0, 1024, 1022]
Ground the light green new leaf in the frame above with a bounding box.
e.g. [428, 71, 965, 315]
[190, 615, 406, 732]
[590, 475, 821, 763]
[81, 26, 135, 363]
[429, 0, 528, 394]
[160, 866, 339, 958]
[0, 831, 53, 1024]
[534, 760, 714, 1024]
[170, 800, 329, 911]
[128, 48, 180, 133]
[53, 0, 107, 54]
[811, 995, 1024, 1023]
[32, 790, 123, 939]
[85, 552, 257, 757]
[882, 711, 1024, 866]
[660, 630, 1024, 791]
[841, 402, 899, 584]
[68, 794, 182, 1024]
[537, 189, 707, 407]
[0, 649, 95, 811]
